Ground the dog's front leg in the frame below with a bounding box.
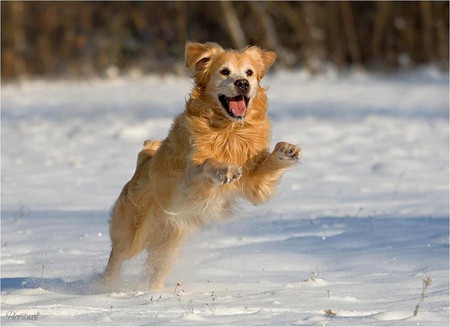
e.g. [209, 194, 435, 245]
[182, 158, 243, 200]
[242, 142, 301, 205]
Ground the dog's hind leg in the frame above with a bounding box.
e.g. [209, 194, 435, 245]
[146, 224, 187, 290]
[100, 197, 148, 286]
[100, 140, 161, 288]
[100, 245, 126, 284]
[100, 224, 147, 286]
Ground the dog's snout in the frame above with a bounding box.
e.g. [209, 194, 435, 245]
[235, 79, 250, 94]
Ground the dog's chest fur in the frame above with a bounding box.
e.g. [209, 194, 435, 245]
[189, 118, 270, 166]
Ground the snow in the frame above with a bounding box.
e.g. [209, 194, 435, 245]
[1, 68, 449, 325]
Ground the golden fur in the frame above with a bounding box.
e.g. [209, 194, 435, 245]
[100, 42, 301, 290]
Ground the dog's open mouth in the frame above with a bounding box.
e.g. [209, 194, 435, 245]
[218, 95, 250, 120]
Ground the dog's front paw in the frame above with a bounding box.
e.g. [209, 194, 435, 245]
[204, 159, 243, 185]
[273, 142, 301, 162]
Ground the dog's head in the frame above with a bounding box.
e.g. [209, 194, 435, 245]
[185, 42, 276, 122]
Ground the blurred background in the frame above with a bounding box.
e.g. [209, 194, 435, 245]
[1, 1, 449, 82]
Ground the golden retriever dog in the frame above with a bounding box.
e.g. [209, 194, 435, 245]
[100, 42, 301, 290]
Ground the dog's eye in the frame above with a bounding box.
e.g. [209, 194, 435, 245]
[220, 68, 230, 76]
[246, 69, 254, 77]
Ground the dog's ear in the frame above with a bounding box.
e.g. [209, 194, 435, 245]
[185, 42, 224, 78]
[260, 50, 277, 77]
[245, 46, 277, 79]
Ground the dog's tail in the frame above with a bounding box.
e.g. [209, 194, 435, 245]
[136, 139, 161, 170]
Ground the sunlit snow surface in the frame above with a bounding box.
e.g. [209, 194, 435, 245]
[1, 68, 448, 325]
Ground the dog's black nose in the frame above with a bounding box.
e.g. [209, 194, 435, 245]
[235, 79, 250, 94]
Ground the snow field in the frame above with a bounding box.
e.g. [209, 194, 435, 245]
[1, 68, 449, 325]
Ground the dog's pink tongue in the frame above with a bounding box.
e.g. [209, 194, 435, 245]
[229, 96, 247, 117]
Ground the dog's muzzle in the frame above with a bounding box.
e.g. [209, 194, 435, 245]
[218, 79, 251, 121]
[218, 94, 250, 121]
[234, 79, 250, 95]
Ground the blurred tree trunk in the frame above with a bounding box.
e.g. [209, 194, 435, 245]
[35, 3, 55, 76]
[434, 3, 449, 68]
[371, 2, 392, 68]
[8, 2, 27, 78]
[268, 1, 313, 72]
[326, 2, 346, 68]
[219, 0, 247, 49]
[420, 1, 433, 62]
[302, 2, 328, 73]
[247, 1, 294, 67]
[175, 2, 187, 47]
[246, 2, 279, 50]
[339, 1, 361, 65]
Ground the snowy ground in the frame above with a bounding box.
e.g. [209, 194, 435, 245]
[1, 68, 449, 326]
